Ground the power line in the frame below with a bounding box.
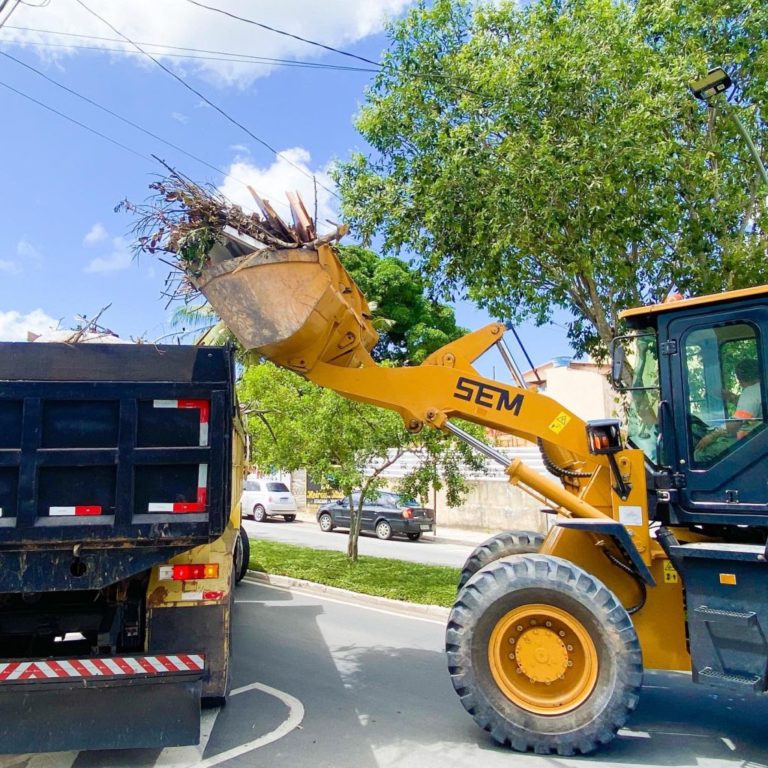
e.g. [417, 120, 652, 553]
[183, 0, 484, 99]
[2, 25, 378, 72]
[0, 49, 303, 215]
[73, 0, 338, 200]
[0, 0, 20, 30]
[185, 0, 380, 68]
[0, 77, 149, 160]
[0, 38, 376, 71]
[0, 48, 239, 181]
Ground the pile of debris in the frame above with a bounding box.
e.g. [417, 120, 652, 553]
[118, 165, 345, 301]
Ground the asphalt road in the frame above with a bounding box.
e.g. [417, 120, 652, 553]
[8, 579, 768, 768]
[242, 518, 477, 568]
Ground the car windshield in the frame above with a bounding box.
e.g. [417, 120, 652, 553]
[266, 482, 289, 492]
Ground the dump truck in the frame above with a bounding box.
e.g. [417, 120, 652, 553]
[193, 236, 768, 755]
[0, 340, 248, 753]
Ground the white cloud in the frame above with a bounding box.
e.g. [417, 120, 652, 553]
[0, 309, 59, 341]
[171, 112, 189, 124]
[217, 147, 338, 234]
[85, 236, 134, 273]
[0, 260, 21, 275]
[83, 223, 108, 246]
[16, 239, 42, 267]
[6, 0, 414, 87]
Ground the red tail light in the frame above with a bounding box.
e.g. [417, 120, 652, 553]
[402, 508, 414, 519]
[159, 564, 219, 581]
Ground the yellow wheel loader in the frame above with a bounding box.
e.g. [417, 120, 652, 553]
[197, 239, 768, 755]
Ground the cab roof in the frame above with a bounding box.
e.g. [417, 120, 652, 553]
[620, 284, 768, 325]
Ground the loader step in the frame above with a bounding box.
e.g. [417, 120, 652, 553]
[694, 606, 758, 627]
[696, 667, 763, 692]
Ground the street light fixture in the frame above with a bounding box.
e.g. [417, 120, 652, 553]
[689, 67, 733, 102]
[689, 66, 768, 189]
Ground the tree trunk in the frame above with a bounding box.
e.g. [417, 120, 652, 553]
[347, 495, 364, 562]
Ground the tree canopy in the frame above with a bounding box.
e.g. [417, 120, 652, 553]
[337, 244, 465, 363]
[334, 0, 768, 358]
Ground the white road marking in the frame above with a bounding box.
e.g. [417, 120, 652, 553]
[722, 737, 736, 751]
[239, 580, 447, 625]
[188, 682, 304, 768]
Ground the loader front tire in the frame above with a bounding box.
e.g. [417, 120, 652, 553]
[458, 530, 545, 591]
[446, 554, 642, 756]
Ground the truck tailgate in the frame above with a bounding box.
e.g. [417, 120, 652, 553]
[0, 343, 236, 592]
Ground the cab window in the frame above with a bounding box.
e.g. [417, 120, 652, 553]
[615, 332, 660, 464]
[684, 323, 765, 466]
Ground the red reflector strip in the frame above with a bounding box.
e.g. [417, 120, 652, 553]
[154, 399, 210, 446]
[148, 464, 208, 514]
[50, 506, 102, 517]
[202, 591, 224, 601]
[0, 655, 206, 683]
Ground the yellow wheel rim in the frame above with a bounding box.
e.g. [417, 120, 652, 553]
[488, 603, 598, 715]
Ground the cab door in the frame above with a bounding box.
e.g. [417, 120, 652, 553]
[667, 308, 768, 521]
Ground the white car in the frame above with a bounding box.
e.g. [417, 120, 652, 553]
[241, 478, 298, 523]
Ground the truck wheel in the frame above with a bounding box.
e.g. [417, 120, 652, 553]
[284, 514, 296, 522]
[375, 520, 393, 540]
[234, 525, 250, 584]
[447, 555, 642, 756]
[458, 530, 545, 591]
[318, 513, 334, 532]
[253, 504, 268, 523]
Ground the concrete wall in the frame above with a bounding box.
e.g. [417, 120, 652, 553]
[431, 479, 551, 534]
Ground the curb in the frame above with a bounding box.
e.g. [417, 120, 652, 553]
[243, 570, 451, 621]
[283, 517, 490, 550]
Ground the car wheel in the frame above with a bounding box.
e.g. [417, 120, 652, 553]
[318, 512, 334, 532]
[284, 514, 296, 523]
[253, 504, 268, 523]
[406, 532, 421, 541]
[375, 520, 393, 540]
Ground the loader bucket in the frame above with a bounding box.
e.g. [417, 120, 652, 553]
[193, 243, 378, 372]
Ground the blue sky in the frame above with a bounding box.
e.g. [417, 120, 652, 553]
[0, 0, 573, 368]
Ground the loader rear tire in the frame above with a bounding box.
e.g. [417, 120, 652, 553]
[458, 530, 545, 591]
[446, 554, 642, 756]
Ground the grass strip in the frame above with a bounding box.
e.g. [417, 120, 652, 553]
[249, 540, 459, 608]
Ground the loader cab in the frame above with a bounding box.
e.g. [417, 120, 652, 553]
[619, 285, 768, 528]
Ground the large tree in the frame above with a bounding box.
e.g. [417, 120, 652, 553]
[335, 0, 768, 358]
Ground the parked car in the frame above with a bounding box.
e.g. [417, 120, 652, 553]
[316, 491, 434, 540]
[241, 477, 297, 522]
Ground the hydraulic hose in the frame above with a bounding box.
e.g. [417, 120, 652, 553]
[537, 438, 593, 479]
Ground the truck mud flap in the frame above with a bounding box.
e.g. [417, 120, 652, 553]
[0, 654, 204, 754]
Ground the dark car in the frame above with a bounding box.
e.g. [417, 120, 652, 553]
[316, 490, 434, 541]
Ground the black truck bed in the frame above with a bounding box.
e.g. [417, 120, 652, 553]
[0, 342, 236, 592]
